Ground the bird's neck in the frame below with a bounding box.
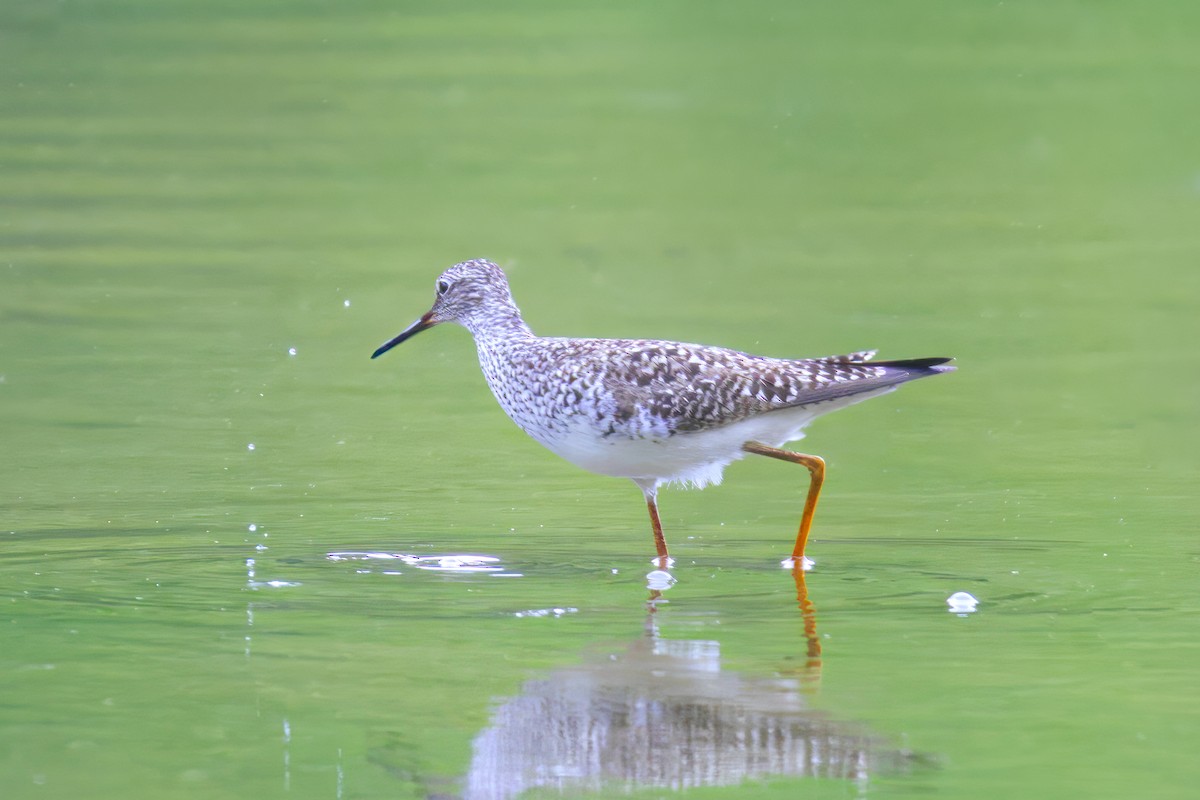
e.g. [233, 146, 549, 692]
[463, 303, 534, 344]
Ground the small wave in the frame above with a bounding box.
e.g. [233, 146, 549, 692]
[326, 552, 512, 575]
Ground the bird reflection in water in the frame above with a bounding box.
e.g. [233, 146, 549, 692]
[462, 568, 918, 799]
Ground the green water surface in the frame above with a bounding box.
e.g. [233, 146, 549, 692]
[2, 2, 1197, 799]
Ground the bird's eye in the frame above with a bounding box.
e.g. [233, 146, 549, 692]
[436, 280, 450, 295]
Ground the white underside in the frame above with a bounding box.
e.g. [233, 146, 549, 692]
[536, 387, 896, 492]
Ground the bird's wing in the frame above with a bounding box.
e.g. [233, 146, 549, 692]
[591, 341, 950, 436]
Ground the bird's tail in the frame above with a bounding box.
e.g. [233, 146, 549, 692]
[871, 356, 956, 374]
[815, 351, 956, 375]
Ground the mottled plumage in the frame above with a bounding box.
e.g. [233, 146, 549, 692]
[373, 259, 954, 565]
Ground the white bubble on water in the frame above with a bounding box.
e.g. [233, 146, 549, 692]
[947, 591, 980, 614]
[645, 569, 676, 592]
[780, 556, 815, 571]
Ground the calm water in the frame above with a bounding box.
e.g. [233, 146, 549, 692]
[2, 2, 1197, 799]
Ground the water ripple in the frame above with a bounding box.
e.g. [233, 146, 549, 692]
[326, 551, 517, 576]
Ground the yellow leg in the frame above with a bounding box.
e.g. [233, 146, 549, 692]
[743, 441, 826, 560]
[638, 483, 671, 566]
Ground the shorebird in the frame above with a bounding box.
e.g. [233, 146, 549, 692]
[372, 259, 953, 566]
